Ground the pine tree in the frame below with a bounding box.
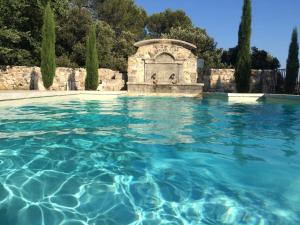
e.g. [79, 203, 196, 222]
[285, 28, 299, 94]
[85, 24, 99, 90]
[234, 0, 252, 93]
[41, 3, 56, 89]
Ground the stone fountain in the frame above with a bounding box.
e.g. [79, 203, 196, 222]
[127, 39, 204, 95]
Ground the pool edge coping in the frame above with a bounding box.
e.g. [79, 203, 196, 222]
[0, 91, 127, 102]
[0, 91, 299, 102]
[204, 92, 300, 102]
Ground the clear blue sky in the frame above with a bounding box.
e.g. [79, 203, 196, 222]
[135, 0, 300, 68]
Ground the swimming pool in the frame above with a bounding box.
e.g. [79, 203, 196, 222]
[0, 96, 299, 225]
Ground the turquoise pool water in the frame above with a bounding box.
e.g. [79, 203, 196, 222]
[0, 96, 299, 225]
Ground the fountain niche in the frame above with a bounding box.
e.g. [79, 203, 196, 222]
[127, 39, 204, 95]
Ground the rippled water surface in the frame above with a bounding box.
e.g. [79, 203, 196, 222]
[0, 96, 300, 225]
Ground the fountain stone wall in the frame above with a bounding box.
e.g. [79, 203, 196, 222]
[128, 39, 204, 95]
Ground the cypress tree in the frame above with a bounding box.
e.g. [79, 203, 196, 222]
[85, 24, 99, 90]
[234, 0, 252, 93]
[285, 28, 299, 94]
[41, 3, 56, 89]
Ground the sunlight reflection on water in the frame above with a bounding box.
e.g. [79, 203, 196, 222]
[0, 96, 299, 225]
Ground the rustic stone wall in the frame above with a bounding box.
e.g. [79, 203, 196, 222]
[97, 69, 125, 91]
[0, 66, 125, 91]
[203, 69, 278, 93]
[0, 66, 41, 90]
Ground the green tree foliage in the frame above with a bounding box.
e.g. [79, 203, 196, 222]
[251, 47, 280, 70]
[56, 6, 93, 67]
[162, 27, 223, 68]
[221, 47, 238, 68]
[0, 0, 40, 65]
[95, 0, 147, 38]
[111, 31, 136, 72]
[95, 21, 136, 72]
[285, 28, 299, 94]
[146, 9, 192, 37]
[94, 0, 146, 72]
[234, 0, 252, 93]
[0, 26, 34, 65]
[0, 0, 224, 73]
[96, 21, 115, 69]
[0, 0, 68, 66]
[41, 3, 56, 89]
[54, 0, 142, 72]
[85, 24, 99, 90]
[222, 46, 280, 70]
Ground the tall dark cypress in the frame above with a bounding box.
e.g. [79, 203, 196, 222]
[41, 3, 56, 89]
[85, 24, 99, 90]
[285, 28, 299, 94]
[234, 0, 252, 93]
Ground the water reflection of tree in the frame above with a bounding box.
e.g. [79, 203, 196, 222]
[119, 96, 130, 136]
[229, 104, 264, 165]
[279, 105, 298, 157]
[127, 97, 197, 145]
[192, 97, 217, 146]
